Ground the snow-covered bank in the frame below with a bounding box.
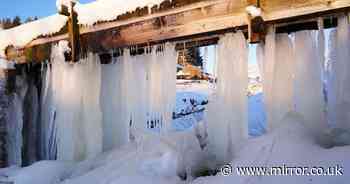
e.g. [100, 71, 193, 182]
[3, 111, 349, 184]
[193, 112, 350, 184]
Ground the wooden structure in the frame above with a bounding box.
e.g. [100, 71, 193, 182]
[4, 0, 350, 63]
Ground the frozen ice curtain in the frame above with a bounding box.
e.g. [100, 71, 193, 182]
[42, 42, 177, 161]
[206, 32, 248, 165]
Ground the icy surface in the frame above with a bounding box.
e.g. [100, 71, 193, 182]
[6, 161, 73, 184]
[294, 31, 327, 137]
[260, 33, 295, 131]
[6, 74, 30, 166]
[41, 43, 104, 161]
[6, 94, 24, 166]
[4, 112, 350, 184]
[205, 32, 248, 165]
[42, 42, 177, 159]
[327, 15, 350, 130]
[192, 112, 350, 184]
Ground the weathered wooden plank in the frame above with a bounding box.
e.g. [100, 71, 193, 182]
[7, 0, 350, 62]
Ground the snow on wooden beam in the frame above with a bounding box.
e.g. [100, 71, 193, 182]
[7, 0, 350, 62]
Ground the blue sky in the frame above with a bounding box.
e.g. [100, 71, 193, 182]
[0, 0, 95, 20]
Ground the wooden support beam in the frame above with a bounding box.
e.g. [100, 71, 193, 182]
[68, 2, 80, 62]
[6, 0, 350, 62]
[59, 2, 80, 63]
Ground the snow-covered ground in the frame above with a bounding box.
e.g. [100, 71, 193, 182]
[1, 80, 349, 184]
[2, 110, 349, 184]
[174, 80, 266, 136]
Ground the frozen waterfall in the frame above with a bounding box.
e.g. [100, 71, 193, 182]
[41, 42, 177, 161]
[205, 32, 248, 165]
[294, 31, 327, 136]
[328, 15, 350, 130]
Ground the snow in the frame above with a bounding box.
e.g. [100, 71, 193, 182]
[75, 0, 165, 25]
[56, 0, 78, 12]
[0, 14, 68, 57]
[0, 0, 167, 57]
[39, 130, 203, 184]
[245, 5, 262, 17]
[5, 161, 73, 184]
[192, 112, 350, 184]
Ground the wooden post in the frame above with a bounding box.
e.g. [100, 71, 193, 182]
[59, 2, 80, 62]
[247, 0, 266, 43]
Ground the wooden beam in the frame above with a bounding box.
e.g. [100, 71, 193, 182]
[7, 0, 350, 62]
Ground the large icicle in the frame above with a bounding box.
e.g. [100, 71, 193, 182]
[257, 28, 276, 132]
[145, 44, 177, 134]
[43, 42, 103, 161]
[100, 57, 129, 151]
[6, 94, 24, 166]
[206, 32, 248, 165]
[269, 33, 295, 130]
[293, 31, 327, 137]
[328, 15, 350, 130]
[80, 54, 103, 159]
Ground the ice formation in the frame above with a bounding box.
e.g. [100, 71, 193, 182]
[327, 15, 350, 130]
[41, 43, 103, 161]
[41, 42, 177, 160]
[205, 32, 248, 165]
[6, 94, 24, 166]
[293, 31, 327, 136]
[258, 31, 295, 131]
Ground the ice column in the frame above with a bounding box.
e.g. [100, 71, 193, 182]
[328, 15, 350, 130]
[42, 43, 103, 161]
[257, 29, 276, 132]
[269, 34, 295, 130]
[294, 31, 327, 135]
[80, 54, 103, 159]
[146, 44, 177, 134]
[6, 94, 24, 166]
[206, 32, 248, 164]
[100, 57, 129, 151]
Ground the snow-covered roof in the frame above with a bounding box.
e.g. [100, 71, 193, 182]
[0, 0, 171, 58]
[75, 0, 165, 26]
[0, 15, 68, 57]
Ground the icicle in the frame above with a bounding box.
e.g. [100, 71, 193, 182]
[328, 15, 350, 130]
[23, 79, 40, 165]
[206, 32, 248, 165]
[258, 27, 277, 132]
[293, 30, 327, 136]
[6, 94, 24, 166]
[80, 53, 103, 159]
[269, 33, 295, 130]
[43, 43, 104, 161]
